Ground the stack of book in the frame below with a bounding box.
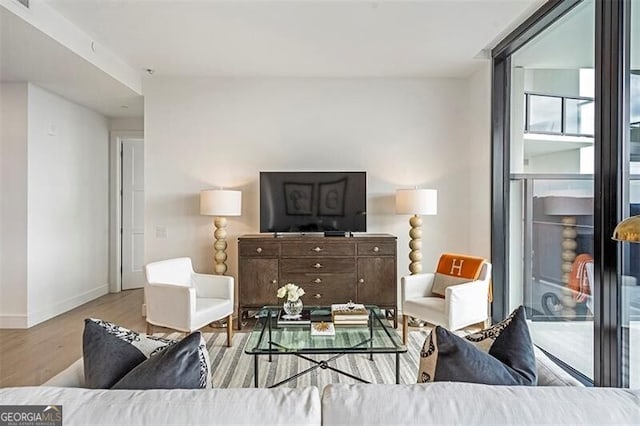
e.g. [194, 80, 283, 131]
[331, 303, 369, 326]
[277, 309, 311, 327]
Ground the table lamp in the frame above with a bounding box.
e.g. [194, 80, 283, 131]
[200, 189, 242, 275]
[395, 188, 438, 275]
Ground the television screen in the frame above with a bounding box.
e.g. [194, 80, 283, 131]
[260, 171, 367, 233]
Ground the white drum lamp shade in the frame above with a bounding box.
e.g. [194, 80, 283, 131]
[395, 189, 438, 215]
[200, 190, 242, 217]
[200, 189, 242, 275]
[543, 196, 593, 216]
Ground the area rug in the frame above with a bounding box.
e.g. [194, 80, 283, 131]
[161, 329, 432, 388]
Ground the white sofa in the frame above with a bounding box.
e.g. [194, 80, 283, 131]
[2, 382, 638, 425]
[322, 383, 640, 425]
[1, 357, 639, 425]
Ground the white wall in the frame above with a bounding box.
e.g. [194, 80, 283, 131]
[110, 117, 144, 132]
[466, 63, 492, 259]
[25, 84, 110, 326]
[143, 77, 475, 301]
[0, 83, 110, 328]
[0, 83, 29, 327]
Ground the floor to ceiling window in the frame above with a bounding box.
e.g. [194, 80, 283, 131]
[622, 0, 640, 389]
[508, 0, 595, 381]
[492, 0, 638, 387]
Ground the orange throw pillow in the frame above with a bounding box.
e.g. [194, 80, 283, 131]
[431, 253, 487, 297]
[568, 253, 593, 303]
[436, 253, 486, 280]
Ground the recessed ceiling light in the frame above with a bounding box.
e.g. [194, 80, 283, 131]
[120, 105, 129, 109]
[145, 68, 155, 75]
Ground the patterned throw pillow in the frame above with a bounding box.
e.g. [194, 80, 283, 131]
[417, 306, 537, 385]
[112, 332, 210, 390]
[83, 318, 211, 389]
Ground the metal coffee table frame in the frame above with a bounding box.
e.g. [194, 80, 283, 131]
[244, 305, 407, 388]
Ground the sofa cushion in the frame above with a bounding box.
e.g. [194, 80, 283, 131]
[0, 386, 323, 425]
[417, 305, 536, 385]
[112, 331, 209, 389]
[82, 319, 211, 389]
[534, 346, 585, 386]
[321, 383, 640, 426]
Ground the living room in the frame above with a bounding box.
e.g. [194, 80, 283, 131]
[1, 0, 639, 424]
[0, 0, 504, 326]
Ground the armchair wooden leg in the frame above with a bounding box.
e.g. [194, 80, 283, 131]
[403, 315, 409, 345]
[226, 315, 233, 347]
[146, 322, 153, 335]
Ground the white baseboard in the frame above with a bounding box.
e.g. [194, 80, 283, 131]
[0, 314, 29, 329]
[27, 284, 109, 327]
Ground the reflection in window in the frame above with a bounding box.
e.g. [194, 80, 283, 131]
[528, 95, 562, 133]
[622, 0, 639, 390]
[565, 98, 594, 135]
[511, 178, 594, 379]
[509, 0, 594, 381]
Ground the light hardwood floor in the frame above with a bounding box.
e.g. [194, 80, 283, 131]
[0, 290, 413, 388]
[0, 289, 233, 387]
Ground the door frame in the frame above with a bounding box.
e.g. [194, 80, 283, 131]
[109, 130, 144, 293]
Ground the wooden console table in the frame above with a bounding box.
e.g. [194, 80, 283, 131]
[237, 234, 397, 329]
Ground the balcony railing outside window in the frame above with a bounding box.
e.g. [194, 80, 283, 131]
[525, 93, 594, 137]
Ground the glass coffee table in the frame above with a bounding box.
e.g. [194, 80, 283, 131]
[244, 305, 407, 387]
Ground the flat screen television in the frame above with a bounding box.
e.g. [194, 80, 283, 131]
[260, 171, 367, 234]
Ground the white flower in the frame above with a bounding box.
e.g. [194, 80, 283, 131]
[276, 286, 287, 299]
[277, 283, 305, 302]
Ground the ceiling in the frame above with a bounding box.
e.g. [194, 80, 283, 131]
[43, 0, 544, 78]
[1, 0, 546, 118]
[0, 7, 143, 118]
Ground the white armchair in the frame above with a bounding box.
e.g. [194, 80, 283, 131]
[144, 257, 234, 347]
[401, 258, 492, 344]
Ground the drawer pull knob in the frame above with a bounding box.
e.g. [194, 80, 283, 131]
[314, 293, 322, 299]
[359, 278, 365, 284]
[271, 279, 277, 284]
[312, 247, 323, 252]
[313, 263, 323, 269]
[373, 246, 380, 252]
[256, 247, 263, 253]
[314, 278, 322, 283]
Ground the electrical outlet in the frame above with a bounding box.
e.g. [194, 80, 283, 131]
[155, 226, 168, 239]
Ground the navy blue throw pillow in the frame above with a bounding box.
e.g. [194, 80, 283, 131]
[82, 319, 211, 389]
[112, 331, 207, 390]
[418, 306, 537, 385]
[82, 319, 175, 389]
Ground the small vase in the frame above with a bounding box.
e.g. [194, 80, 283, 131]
[283, 299, 303, 319]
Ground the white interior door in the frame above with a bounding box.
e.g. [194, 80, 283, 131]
[122, 138, 145, 290]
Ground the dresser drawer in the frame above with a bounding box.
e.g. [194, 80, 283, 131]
[280, 258, 355, 274]
[281, 242, 355, 257]
[357, 242, 396, 256]
[239, 241, 280, 257]
[281, 274, 356, 304]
